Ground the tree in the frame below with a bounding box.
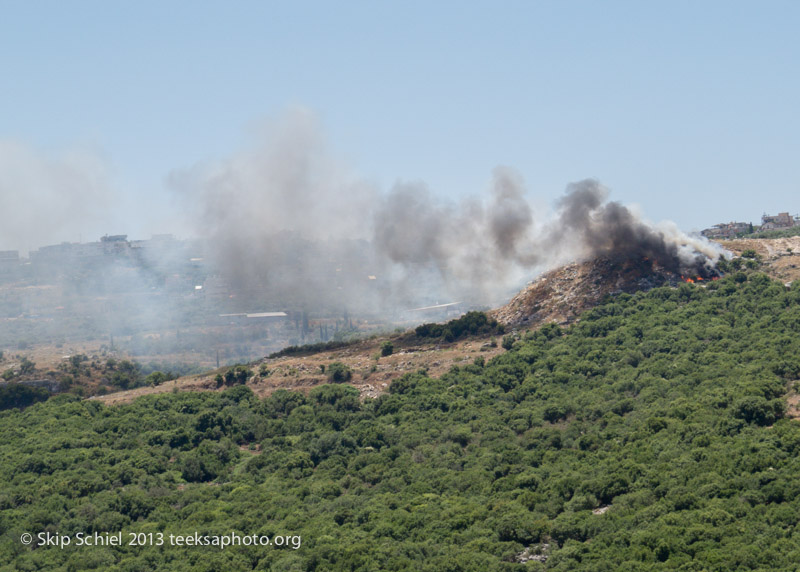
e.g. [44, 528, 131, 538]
[145, 371, 169, 386]
[224, 365, 251, 386]
[327, 362, 352, 383]
[0, 383, 49, 410]
[19, 357, 35, 375]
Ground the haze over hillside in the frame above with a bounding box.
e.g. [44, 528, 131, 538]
[1, 112, 726, 351]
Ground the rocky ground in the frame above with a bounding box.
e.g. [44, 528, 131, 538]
[491, 256, 686, 328]
[719, 235, 800, 285]
[492, 236, 800, 329]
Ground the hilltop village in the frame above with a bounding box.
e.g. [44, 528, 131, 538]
[701, 210, 800, 239]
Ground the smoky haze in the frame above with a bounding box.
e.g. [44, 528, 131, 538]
[0, 110, 724, 366]
[0, 140, 116, 255]
[171, 109, 723, 315]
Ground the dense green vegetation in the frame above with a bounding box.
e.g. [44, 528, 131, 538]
[414, 311, 505, 343]
[269, 340, 356, 359]
[3, 272, 800, 570]
[715, 256, 760, 274]
[0, 383, 50, 411]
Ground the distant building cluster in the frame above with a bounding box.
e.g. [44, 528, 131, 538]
[0, 234, 207, 291]
[760, 212, 799, 231]
[701, 222, 752, 240]
[28, 233, 182, 264]
[701, 211, 800, 239]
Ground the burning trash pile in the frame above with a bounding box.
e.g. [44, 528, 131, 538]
[489, 180, 724, 328]
[491, 252, 721, 328]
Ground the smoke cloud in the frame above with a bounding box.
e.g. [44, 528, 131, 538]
[171, 109, 722, 314]
[371, 168, 543, 304]
[169, 109, 379, 309]
[0, 110, 726, 368]
[548, 179, 723, 277]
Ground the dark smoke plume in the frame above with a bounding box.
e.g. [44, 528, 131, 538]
[551, 180, 721, 277]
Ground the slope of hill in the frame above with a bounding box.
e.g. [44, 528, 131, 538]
[10, 237, 793, 408]
[719, 236, 800, 284]
[4, 270, 800, 571]
[92, 335, 506, 405]
[492, 257, 686, 328]
[494, 236, 800, 330]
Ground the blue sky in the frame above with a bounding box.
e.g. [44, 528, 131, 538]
[1, 0, 799, 251]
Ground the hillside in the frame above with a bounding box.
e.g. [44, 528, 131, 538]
[4, 269, 800, 571]
[2, 236, 792, 409]
[494, 236, 800, 330]
[718, 235, 800, 284]
[491, 257, 686, 328]
[91, 335, 506, 406]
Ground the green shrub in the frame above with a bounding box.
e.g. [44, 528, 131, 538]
[414, 311, 503, 341]
[223, 365, 251, 386]
[0, 383, 49, 410]
[327, 362, 352, 383]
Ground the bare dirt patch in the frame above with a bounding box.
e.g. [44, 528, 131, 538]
[719, 236, 800, 284]
[492, 257, 683, 328]
[91, 336, 506, 406]
[785, 383, 800, 420]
